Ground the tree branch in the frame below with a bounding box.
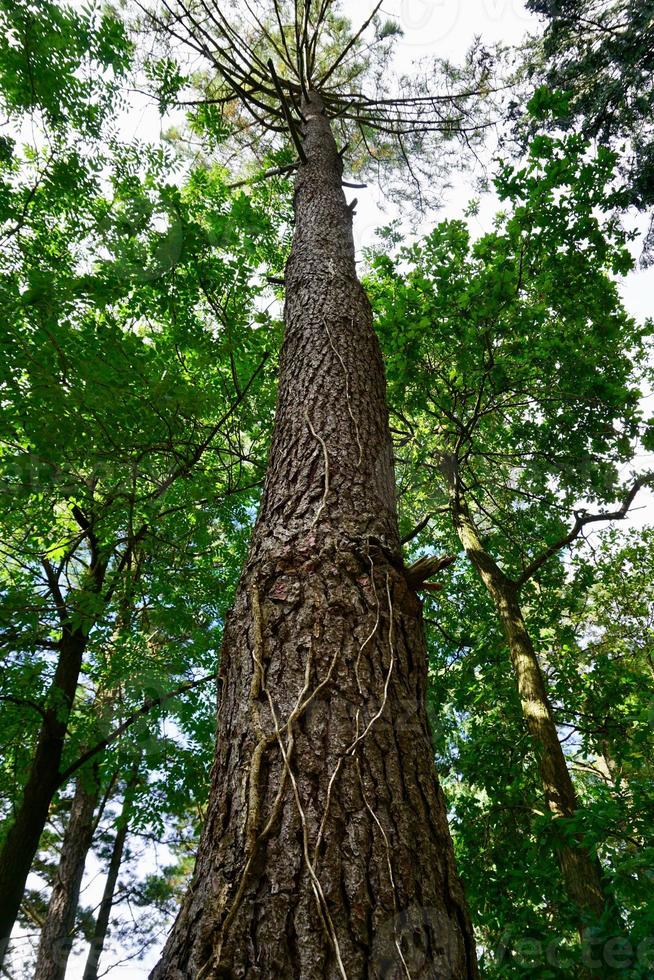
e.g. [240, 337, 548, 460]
[0, 696, 47, 722]
[57, 672, 218, 787]
[319, 0, 384, 89]
[516, 474, 654, 589]
[267, 59, 307, 163]
[227, 161, 299, 189]
[401, 511, 437, 545]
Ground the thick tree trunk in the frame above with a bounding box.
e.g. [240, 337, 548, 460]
[449, 488, 612, 931]
[82, 775, 135, 980]
[152, 92, 477, 979]
[0, 627, 90, 965]
[33, 772, 100, 980]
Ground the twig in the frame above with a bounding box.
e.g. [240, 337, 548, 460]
[56, 672, 217, 786]
[227, 161, 299, 189]
[516, 473, 654, 588]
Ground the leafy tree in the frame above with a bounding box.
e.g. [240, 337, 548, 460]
[1, 2, 652, 977]
[422, 528, 654, 978]
[368, 120, 652, 945]
[520, 0, 654, 259]
[424, 556, 573, 978]
[0, 0, 285, 962]
[561, 528, 654, 943]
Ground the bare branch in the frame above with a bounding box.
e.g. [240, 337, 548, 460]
[268, 58, 307, 162]
[319, 0, 384, 89]
[242, 0, 297, 77]
[272, 0, 299, 80]
[401, 511, 437, 546]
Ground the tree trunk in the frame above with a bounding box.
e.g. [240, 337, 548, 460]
[0, 627, 90, 965]
[492, 585, 609, 926]
[152, 92, 477, 979]
[0, 537, 106, 968]
[449, 488, 611, 931]
[82, 774, 135, 980]
[33, 771, 100, 980]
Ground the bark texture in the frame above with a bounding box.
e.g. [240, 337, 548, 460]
[449, 486, 611, 930]
[33, 773, 100, 980]
[152, 93, 477, 979]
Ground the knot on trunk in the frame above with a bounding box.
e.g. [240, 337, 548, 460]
[404, 555, 455, 592]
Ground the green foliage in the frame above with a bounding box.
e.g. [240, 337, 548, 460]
[523, 0, 654, 212]
[426, 531, 654, 977]
[0, 0, 131, 133]
[0, 5, 288, 972]
[368, 127, 654, 973]
[368, 128, 648, 568]
[0, 2, 653, 976]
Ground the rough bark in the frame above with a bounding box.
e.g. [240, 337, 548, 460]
[33, 772, 100, 980]
[449, 486, 612, 931]
[152, 92, 478, 979]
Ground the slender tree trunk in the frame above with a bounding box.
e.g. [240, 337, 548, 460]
[0, 627, 91, 965]
[82, 773, 136, 980]
[0, 533, 106, 968]
[449, 485, 612, 931]
[491, 585, 608, 925]
[33, 771, 101, 980]
[152, 92, 477, 979]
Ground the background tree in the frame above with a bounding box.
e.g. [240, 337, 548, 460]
[519, 0, 654, 260]
[368, 116, 652, 945]
[418, 526, 654, 978]
[32, 767, 103, 980]
[0, 0, 286, 963]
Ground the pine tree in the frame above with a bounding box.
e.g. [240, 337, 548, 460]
[144, 1, 493, 975]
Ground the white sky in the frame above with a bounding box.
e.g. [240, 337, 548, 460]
[25, 1, 653, 976]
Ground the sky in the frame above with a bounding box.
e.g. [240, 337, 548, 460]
[22, 0, 654, 976]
